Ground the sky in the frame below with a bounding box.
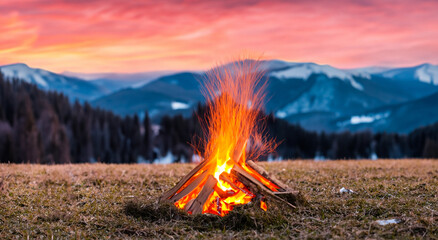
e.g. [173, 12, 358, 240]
[1, 0, 438, 73]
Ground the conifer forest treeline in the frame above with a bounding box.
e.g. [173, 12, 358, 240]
[0, 73, 437, 164]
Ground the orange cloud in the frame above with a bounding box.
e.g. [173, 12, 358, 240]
[0, 12, 38, 54]
[1, 0, 437, 73]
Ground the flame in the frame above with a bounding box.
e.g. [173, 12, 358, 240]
[174, 58, 279, 216]
[260, 199, 268, 211]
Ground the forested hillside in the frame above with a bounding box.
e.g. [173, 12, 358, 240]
[0, 73, 437, 164]
[0, 73, 156, 164]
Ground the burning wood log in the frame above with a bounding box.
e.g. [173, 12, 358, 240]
[244, 160, 302, 206]
[185, 175, 217, 214]
[169, 170, 208, 202]
[219, 172, 255, 198]
[246, 160, 291, 191]
[231, 165, 297, 209]
[160, 160, 212, 201]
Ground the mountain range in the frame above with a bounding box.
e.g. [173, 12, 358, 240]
[1, 61, 438, 133]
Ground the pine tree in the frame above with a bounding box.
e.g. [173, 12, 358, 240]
[0, 121, 13, 163]
[142, 112, 153, 161]
[37, 102, 70, 164]
[13, 93, 41, 163]
[422, 139, 438, 158]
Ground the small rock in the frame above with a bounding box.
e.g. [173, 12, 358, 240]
[339, 187, 354, 194]
[376, 219, 401, 225]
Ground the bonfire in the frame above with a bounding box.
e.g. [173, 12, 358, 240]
[160, 59, 300, 216]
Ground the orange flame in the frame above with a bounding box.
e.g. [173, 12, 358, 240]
[260, 199, 268, 211]
[174, 58, 279, 216]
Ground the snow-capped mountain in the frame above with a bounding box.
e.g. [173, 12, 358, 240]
[3, 60, 438, 133]
[378, 63, 438, 85]
[91, 61, 438, 131]
[262, 62, 438, 131]
[0, 63, 105, 102]
[269, 62, 364, 90]
[343, 66, 391, 79]
[272, 74, 381, 118]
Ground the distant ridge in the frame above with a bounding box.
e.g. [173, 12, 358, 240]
[0, 63, 105, 102]
[2, 61, 438, 133]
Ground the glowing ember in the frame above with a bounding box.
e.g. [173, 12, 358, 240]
[160, 59, 295, 217]
[260, 199, 268, 211]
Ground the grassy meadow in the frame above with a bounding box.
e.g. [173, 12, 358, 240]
[0, 160, 437, 239]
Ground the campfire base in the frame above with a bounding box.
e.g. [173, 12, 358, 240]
[160, 160, 304, 215]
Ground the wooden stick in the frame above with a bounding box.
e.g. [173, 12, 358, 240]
[219, 172, 255, 197]
[213, 184, 236, 199]
[273, 191, 303, 206]
[273, 191, 300, 197]
[231, 166, 296, 209]
[186, 175, 217, 214]
[160, 160, 212, 201]
[232, 164, 272, 193]
[246, 160, 290, 191]
[219, 172, 240, 189]
[184, 199, 195, 212]
[170, 170, 208, 202]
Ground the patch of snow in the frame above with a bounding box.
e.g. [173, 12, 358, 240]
[33, 72, 50, 87]
[349, 112, 389, 125]
[151, 124, 160, 136]
[275, 111, 287, 118]
[171, 101, 190, 110]
[1, 63, 49, 88]
[267, 155, 283, 162]
[337, 112, 390, 127]
[270, 64, 347, 80]
[192, 154, 202, 163]
[314, 154, 326, 161]
[153, 151, 174, 164]
[180, 155, 188, 163]
[345, 67, 390, 79]
[137, 156, 149, 164]
[350, 116, 375, 124]
[262, 60, 296, 71]
[347, 71, 371, 79]
[340, 187, 354, 194]
[269, 63, 364, 91]
[350, 79, 364, 90]
[376, 219, 401, 226]
[415, 64, 438, 85]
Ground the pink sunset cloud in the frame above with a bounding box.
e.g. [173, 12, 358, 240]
[1, 0, 437, 73]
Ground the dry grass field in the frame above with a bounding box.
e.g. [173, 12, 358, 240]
[0, 160, 437, 239]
